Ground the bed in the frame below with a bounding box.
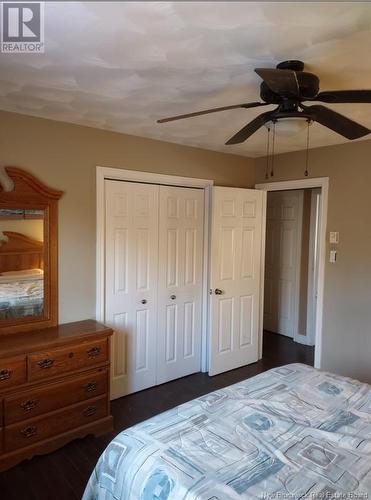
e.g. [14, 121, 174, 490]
[83, 363, 371, 500]
[0, 231, 44, 319]
[0, 274, 44, 319]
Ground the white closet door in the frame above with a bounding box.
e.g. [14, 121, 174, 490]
[264, 190, 303, 338]
[105, 180, 159, 399]
[157, 186, 204, 384]
[209, 187, 265, 376]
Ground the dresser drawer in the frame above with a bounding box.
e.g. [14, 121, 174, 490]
[27, 339, 108, 382]
[5, 395, 107, 452]
[4, 368, 108, 425]
[0, 356, 26, 390]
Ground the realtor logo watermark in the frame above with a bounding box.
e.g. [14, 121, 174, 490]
[1, 2, 44, 53]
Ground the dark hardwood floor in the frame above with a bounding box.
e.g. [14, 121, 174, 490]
[0, 331, 314, 500]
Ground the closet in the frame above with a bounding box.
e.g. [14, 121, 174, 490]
[105, 180, 204, 398]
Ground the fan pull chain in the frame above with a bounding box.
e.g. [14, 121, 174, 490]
[265, 127, 271, 180]
[270, 122, 276, 177]
[304, 120, 310, 177]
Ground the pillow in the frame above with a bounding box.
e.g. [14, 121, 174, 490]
[1, 268, 43, 277]
[0, 273, 44, 284]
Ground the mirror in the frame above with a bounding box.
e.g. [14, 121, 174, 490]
[0, 208, 45, 321]
[0, 167, 63, 335]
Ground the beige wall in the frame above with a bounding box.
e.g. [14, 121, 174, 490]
[2, 110, 370, 383]
[255, 140, 371, 383]
[0, 219, 44, 242]
[0, 111, 254, 323]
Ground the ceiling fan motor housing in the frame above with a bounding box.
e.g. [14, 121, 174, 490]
[260, 71, 320, 102]
[276, 60, 304, 71]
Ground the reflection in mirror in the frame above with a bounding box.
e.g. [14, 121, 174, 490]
[0, 208, 44, 321]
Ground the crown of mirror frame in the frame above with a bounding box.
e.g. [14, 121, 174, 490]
[0, 166, 63, 335]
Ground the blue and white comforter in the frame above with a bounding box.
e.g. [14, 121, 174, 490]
[83, 364, 371, 499]
[0, 278, 43, 319]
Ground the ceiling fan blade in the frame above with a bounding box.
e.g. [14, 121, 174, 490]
[225, 110, 277, 145]
[157, 102, 269, 123]
[313, 90, 371, 103]
[255, 68, 299, 97]
[301, 104, 371, 139]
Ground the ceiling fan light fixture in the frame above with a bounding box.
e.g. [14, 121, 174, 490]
[264, 117, 312, 136]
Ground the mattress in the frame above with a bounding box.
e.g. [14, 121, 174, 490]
[83, 363, 371, 499]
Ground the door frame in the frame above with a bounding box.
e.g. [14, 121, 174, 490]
[255, 177, 329, 369]
[96, 166, 213, 373]
[306, 188, 321, 346]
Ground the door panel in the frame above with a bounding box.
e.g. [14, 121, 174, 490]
[241, 228, 254, 278]
[240, 295, 253, 347]
[157, 186, 204, 384]
[220, 228, 235, 280]
[218, 297, 233, 353]
[112, 312, 127, 379]
[184, 301, 195, 358]
[209, 187, 264, 376]
[165, 304, 177, 362]
[105, 180, 159, 398]
[135, 309, 149, 371]
[263, 190, 303, 338]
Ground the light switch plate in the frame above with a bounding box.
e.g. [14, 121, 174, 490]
[329, 231, 339, 244]
[329, 249, 337, 263]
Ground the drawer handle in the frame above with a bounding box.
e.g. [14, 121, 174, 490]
[0, 368, 12, 381]
[20, 399, 39, 412]
[37, 358, 54, 369]
[83, 381, 98, 393]
[21, 426, 38, 438]
[83, 405, 97, 417]
[87, 346, 101, 358]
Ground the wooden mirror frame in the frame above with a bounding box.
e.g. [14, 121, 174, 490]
[0, 167, 63, 335]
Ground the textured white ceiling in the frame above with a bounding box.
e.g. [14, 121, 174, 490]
[1, 2, 371, 157]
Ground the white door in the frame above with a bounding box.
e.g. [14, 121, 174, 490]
[209, 187, 265, 376]
[264, 190, 303, 338]
[157, 186, 204, 384]
[105, 180, 159, 399]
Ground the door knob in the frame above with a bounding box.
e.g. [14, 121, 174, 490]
[170, 295, 176, 300]
[214, 288, 223, 295]
[141, 299, 147, 305]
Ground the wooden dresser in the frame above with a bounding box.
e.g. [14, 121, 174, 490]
[0, 320, 113, 471]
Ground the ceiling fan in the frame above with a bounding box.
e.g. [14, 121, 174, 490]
[157, 60, 371, 145]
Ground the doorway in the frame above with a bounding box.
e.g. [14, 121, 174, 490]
[264, 188, 321, 346]
[256, 178, 329, 369]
